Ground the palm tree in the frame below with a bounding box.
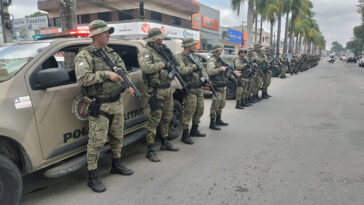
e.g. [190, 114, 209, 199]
[231, 0, 255, 48]
[282, 0, 292, 54]
[289, 0, 313, 54]
[275, 0, 285, 58]
[256, 0, 270, 42]
[264, 2, 278, 47]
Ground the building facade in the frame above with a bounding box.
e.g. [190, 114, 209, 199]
[38, 0, 200, 40]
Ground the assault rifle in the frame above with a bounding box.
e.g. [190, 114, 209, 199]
[216, 56, 240, 80]
[97, 49, 142, 101]
[155, 44, 190, 95]
[188, 53, 219, 100]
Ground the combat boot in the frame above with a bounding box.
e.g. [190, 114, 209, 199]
[181, 129, 194, 144]
[146, 144, 160, 162]
[235, 100, 244, 109]
[254, 94, 261, 102]
[209, 118, 221, 130]
[261, 91, 269, 99]
[110, 158, 134, 175]
[190, 124, 206, 137]
[249, 96, 257, 103]
[87, 170, 106, 193]
[160, 137, 179, 151]
[216, 115, 228, 126]
[244, 99, 252, 107]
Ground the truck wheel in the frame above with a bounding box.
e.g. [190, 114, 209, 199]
[168, 100, 183, 140]
[0, 154, 23, 205]
[226, 80, 236, 100]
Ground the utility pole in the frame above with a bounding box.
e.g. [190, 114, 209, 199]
[0, 0, 13, 43]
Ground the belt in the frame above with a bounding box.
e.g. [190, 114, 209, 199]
[213, 83, 226, 88]
[189, 84, 202, 89]
[90, 94, 120, 104]
[153, 83, 170, 89]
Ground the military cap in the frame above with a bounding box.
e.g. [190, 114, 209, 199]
[253, 43, 263, 49]
[210, 43, 224, 52]
[182, 37, 197, 47]
[88, 20, 114, 38]
[247, 47, 255, 52]
[147, 28, 166, 42]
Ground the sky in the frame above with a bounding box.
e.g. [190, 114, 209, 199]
[9, 0, 362, 50]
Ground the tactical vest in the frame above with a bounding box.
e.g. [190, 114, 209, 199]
[178, 53, 204, 88]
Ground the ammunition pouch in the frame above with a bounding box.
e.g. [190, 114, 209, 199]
[148, 95, 163, 110]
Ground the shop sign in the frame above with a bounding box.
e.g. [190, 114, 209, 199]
[227, 29, 242, 43]
[201, 16, 219, 30]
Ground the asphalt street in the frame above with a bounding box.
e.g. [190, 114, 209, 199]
[21, 60, 364, 205]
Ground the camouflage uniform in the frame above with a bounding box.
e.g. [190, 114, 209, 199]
[176, 38, 207, 143]
[279, 54, 288, 78]
[75, 40, 126, 171]
[253, 44, 265, 101]
[138, 28, 179, 162]
[233, 50, 249, 108]
[207, 44, 229, 130]
[245, 48, 258, 103]
[75, 20, 133, 193]
[291, 55, 299, 74]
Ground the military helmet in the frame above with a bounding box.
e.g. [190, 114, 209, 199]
[88, 20, 114, 38]
[210, 43, 224, 53]
[253, 43, 263, 49]
[238, 48, 247, 54]
[182, 37, 197, 47]
[147, 28, 166, 42]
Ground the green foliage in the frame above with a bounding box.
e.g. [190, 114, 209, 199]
[25, 11, 48, 18]
[346, 39, 363, 56]
[330, 41, 345, 53]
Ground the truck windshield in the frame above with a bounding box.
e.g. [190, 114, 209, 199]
[0, 43, 50, 82]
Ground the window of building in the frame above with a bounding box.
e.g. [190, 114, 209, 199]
[119, 10, 134, 20]
[172, 17, 181, 25]
[80, 14, 91, 24]
[151, 11, 162, 21]
[54, 17, 61, 27]
[98, 12, 112, 22]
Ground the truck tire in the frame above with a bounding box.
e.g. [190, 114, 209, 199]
[168, 100, 183, 140]
[226, 80, 237, 100]
[0, 154, 23, 205]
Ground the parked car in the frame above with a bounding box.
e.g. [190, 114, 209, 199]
[347, 57, 357, 63]
[0, 36, 185, 204]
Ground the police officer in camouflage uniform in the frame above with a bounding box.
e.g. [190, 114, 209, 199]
[75, 20, 134, 193]
[279, 54, 288, 78]
[291, 54, 299, 74]
[253, 43, 265, 101]
[233, 49, 249, 109]
[176, 38, 207, 144]
[245, 48, 258, 104]
[256, 44, 272, 99]
[207, 44, 241, 130]
[138, 28, 179, 163]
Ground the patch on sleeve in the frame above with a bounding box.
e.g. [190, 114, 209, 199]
[79, 62, 84, 67]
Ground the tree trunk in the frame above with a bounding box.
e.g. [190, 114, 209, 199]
[59, 0, 77, 31]
[298, 36, 302, 54]
[283, 12, 289, 54]
[288, 16, 295, 54]
[307, 40, 311, 54]
[259, 16, 263, 43]
[295, 34, 299, 54]
[247, 0, 254, 48]
[303, 40, 307, 54]
[276, 13, 281, 59]
[255, 4, 258, 43]
[270, 21, 274, 46]
[59, 0, 77, 70]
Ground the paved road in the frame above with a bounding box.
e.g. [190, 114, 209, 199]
[21, 60, 364, 205]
